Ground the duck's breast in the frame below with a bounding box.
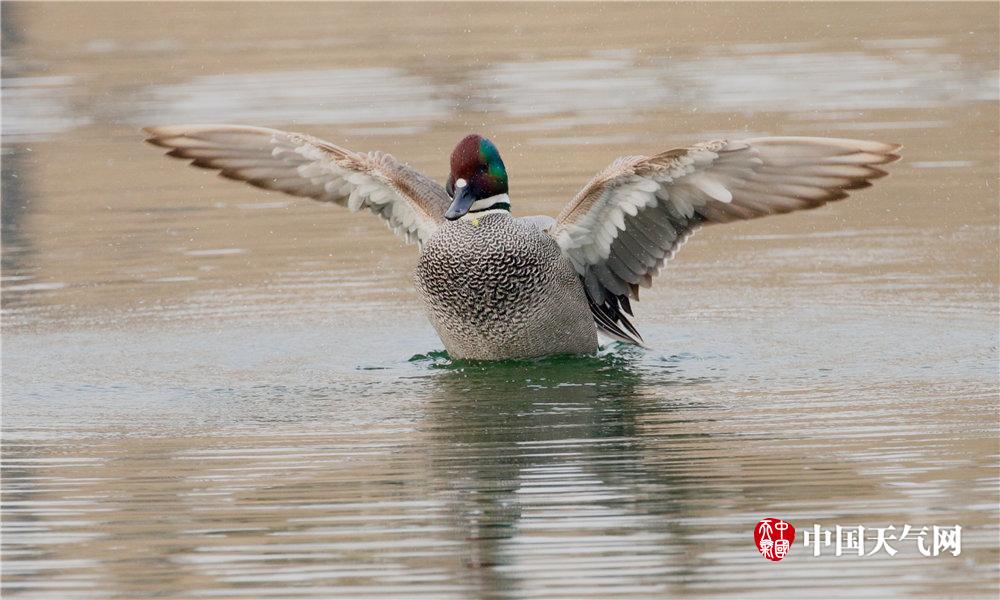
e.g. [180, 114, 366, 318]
[414, 214, 597, 359]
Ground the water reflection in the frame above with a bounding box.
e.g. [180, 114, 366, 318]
[425, 356, 658, 595]
[133, 68, 451, 129]
[1, 6, 34, 310]
[1, 145, 33, 305]
[1, 77, 92, 142]
[477, 47, 997, 121]
[2, 343, 995, 597]
[430, 361, 661, 591]
[4, 38, 997, 141]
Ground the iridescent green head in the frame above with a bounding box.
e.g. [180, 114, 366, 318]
[445, 134, 509, 220]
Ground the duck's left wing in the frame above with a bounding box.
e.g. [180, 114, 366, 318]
[517, 215, 556, 231]
[551, 136, 901, 345]
[144, 125, 451, 246]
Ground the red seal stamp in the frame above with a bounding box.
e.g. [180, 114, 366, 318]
[755, 518, 795, 561]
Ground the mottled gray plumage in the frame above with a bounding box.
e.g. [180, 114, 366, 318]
[145, 125, 901, 360]
[415, 214, 597, 360]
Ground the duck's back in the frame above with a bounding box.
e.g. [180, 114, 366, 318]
[414, 213, 597, 360]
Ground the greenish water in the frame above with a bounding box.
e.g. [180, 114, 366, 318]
[4, 312, 996, 596]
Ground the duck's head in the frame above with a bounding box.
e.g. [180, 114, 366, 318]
[444, 134, 509, 221]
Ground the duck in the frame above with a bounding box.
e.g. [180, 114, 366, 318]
[144, 125, 900, 360]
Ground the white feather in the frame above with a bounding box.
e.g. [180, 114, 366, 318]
[347, 187, 365, 211]
[688, 174, 733, 203]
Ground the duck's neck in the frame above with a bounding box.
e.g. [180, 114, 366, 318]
[459, 193, 511, 221]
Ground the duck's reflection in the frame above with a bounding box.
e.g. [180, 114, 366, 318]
[420, 352, 881, 596]
[421, 352, 692, 595]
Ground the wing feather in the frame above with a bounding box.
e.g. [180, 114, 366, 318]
[145, 125, 451, 246]
[552, 136, 901, 345]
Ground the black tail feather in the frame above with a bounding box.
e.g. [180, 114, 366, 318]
[581, 283, 646, 347]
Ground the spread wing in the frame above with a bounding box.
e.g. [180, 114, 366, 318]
[144, 125, 451, 246]
[551, 137, 901, 345]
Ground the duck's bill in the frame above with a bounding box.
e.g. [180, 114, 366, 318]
[444, 186, 476, 220]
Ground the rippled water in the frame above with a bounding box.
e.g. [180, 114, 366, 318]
[2, 3, 998, 598]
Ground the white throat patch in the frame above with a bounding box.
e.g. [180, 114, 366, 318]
[459, 194, 511, 221]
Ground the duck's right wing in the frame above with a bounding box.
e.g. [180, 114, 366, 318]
[551, 137, 901, 345]
[144, 125, 451, 246]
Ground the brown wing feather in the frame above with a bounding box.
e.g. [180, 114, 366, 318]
[144, 125, 451, 245]
[553, 137, 901, 345]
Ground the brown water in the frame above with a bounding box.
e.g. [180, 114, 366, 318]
[2, 2, 998, 598]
